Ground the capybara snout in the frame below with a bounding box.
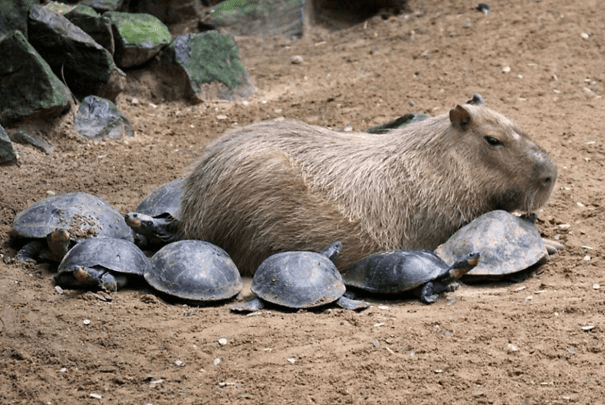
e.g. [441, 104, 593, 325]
[181, 95, 558, 275]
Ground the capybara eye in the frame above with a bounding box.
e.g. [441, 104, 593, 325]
[484, 136, 503, 147]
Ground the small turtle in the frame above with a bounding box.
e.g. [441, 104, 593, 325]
[342, 250, 480, 304]
[124, 179, 184, 248]
[232, 242, 369, 313]
[11, 192, 134, 263]
[435, 210, 552, 279]
[55, 237, 149, 292]
[145, 240, 242, 304]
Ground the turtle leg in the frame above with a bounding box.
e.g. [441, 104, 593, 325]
[16, 240, 45, 263]
[336, 296, 369, 311]
[231, 298, 265, 313]
[418, 282, 439, 304]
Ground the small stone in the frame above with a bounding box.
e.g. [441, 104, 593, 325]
[175, 360, 184, 367]
[592, 283, 600, 290]
[558, 223, 571, 230]
[218, 337, 228, 346]
[58, 367, 67, 373]
[290, 55, 304, 64]
[502, 66, 511, 73]
[54, 285, 64, 294]
[149, 378, 164, 385]
[216, 114, 227, 120]
[580, 32, 589, 40]
[581, 324, 595, 332]
[89, 393, 102, 399]
[287, 357, 296, 364]
[372, 340, 380, 348]
[83, 319, 91, 325]
[507, 343, 519, 352]
[377, 305, 390, 310]
[583, 255, 591, 262]
[213, 357, 222, 366]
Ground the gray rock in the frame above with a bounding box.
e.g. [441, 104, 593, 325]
[7, 128, 54, 154]
[0, 31, 72, 126]
[74, 95, 134, 140]
[209, 0, 304, 38]
[27, 5, 123, 100]
[132, 0, 204, 35]
[64, 4, 115, 54]
[80, 0, 126, 13]
[159, 31, 254, 102]
[106, 11, 172, 68]
[0, 0, 38, 37]
[0, 125, 18, 165]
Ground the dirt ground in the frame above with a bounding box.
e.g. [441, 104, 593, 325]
[1, 0, 604, 403]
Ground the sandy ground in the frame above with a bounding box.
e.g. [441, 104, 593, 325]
[1, 0, 604, 403]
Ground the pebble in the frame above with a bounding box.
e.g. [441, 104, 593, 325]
[216, 114, 228, 121]
[592, 283, 600, 290]
[54, 285, 64, 294]
[83, 319, 91, 326]
[502, 66, 511, 73]
[581, 324, 595, 332]
[287, 357, 296, 364]
[507, 343, 519, 352]
[290, 55, 304, 64]
[580, 32, 589, 40]
[218, 337, 228, 346]
[583, 255, 591, 262]
[377, 305, 390, 310]
[175, 360, 184, 367]
[89, 393, 102, 400]
[558, 223, 571, 230]
[213, 357, 222, 366]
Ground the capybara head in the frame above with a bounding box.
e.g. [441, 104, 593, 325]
[181, 95, 558, 275]
[446, 95, 557, 214]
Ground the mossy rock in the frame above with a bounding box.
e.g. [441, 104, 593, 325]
[106, 11, 172, 68]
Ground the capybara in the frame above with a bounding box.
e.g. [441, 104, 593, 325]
[181, 95, 558, 275]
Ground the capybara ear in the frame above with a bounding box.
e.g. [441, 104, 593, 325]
[449, 105, 472, 130]
[466, 94, 484, 105]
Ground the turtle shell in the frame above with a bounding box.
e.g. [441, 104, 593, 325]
[56, 237, 149, 289]
[251, 251, 346, 309]
[146, 240, 242, 302]
[135, 179, 184, 219]
[434, 210, 548, 277]
[342, 249, 450, 294]
[11, 192, 133, 242]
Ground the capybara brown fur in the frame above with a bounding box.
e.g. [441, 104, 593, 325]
[181, 96, 558, 275]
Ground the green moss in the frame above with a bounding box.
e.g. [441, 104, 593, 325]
[108, 12, 171, 46]
[180, 32, 248, 89]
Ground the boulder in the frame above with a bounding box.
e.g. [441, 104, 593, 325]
[0, 0, 38, 37]
[106, 11, 172, 68]
[209, 0, 304, 38]
[64, 4, 115, 54]
[0, 125, 18, 165]
[74, 95, 134, 140]
[27, 5, 124, 100]
[158, 31, 254, 102]
[7, 128, 54, 154]
[0, 31, 72, 125]
[80, 0, 126, 13]
[131, 0, 204, 35]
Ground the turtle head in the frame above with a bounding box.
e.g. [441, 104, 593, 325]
[448, 252, 480, 279]
[45, 229, 71, 262]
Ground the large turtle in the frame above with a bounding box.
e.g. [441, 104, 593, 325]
[342, 249, 480, 304]
[124, 179, 184, 248]
[11, 192, 134, 263]
[145, 240, 242, 304]
[435, 210, 554, 279]
[232, 241, 369, 313]
[55, 237, 149, 292]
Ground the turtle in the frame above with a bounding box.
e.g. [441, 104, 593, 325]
[145, 240, 242, 304]
[342, 249, 480, 304]
[434, 210, 554, 280]
[55, 237, 149, 292]
[11, 192, 134, 264]
[124, 179, 184, 248]
[232, 241, 369, 313]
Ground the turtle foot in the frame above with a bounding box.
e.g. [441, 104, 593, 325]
[336, 296, 369, 311]
[231, 298, 265, 313]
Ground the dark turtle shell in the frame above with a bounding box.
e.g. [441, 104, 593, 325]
[342, 249, 452, 294]
[435, 210, 548, 277]
[251, 250, 346, 309]
[146, 240, 242, 302]
[135, 179, 184, 219]
[55, 237, 149, 291]
[11, 192, 133, 243]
